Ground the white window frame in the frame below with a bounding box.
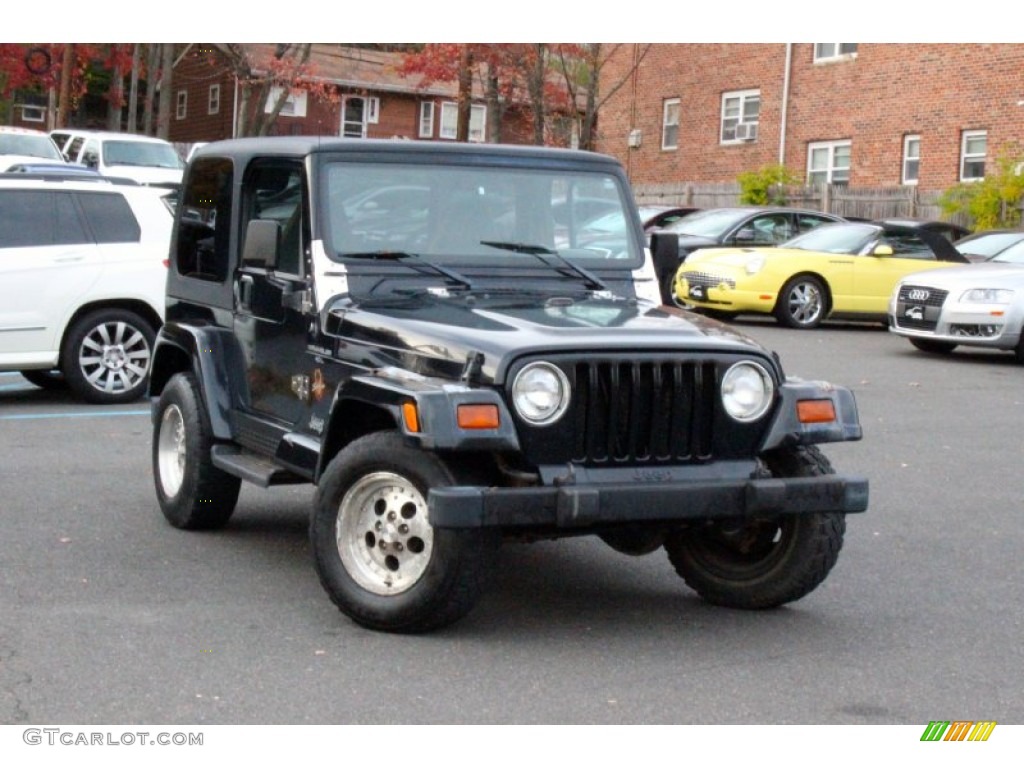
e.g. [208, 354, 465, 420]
[365, 96, 380, 124]
[19, 105, 45, 123]
[267, 87, 308, 117]
[902, 135, 920, 185]
[419, 102, 435, 138]
[439, 102, 458, 140]
[720, 89, 760, 144]
[469, 104, 486, 143]
[176, 90, 187, 120]
[814, 44, 859, 62]
[662, 98, 680, 150]
[960, 130, 987, 182]
[208, 84, 220, 115]
[807, 140, 852, 185]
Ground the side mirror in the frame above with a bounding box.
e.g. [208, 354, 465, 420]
[872, 244, 894, 257]
[649, 231, 680, 280]
[82, 152, 98, 168]
[242, 219, 280, 269]
[733, 227, 756, 243]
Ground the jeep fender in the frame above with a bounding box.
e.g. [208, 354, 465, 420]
[318, 372, 521, 481]
[148, 323, 246, 440]
[760, 378, 863, 451]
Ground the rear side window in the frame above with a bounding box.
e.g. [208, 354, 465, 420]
[76, 191, 141, 243]
[175, 156, 234, 282]
[0, 190, 94, 247]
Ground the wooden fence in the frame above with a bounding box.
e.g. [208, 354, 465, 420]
[633, 182, 974, 229]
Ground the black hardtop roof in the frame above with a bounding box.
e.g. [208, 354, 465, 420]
[191, 136, 622, 170]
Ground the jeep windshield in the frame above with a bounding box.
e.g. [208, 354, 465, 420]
[319, 162, 642, 269]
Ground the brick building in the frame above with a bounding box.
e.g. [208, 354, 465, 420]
[168, 44, 541, 147]
[596, 43, 1024, 193]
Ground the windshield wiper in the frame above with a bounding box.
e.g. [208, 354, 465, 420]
[480, 240, 608, 291]
[341, 250, 475, 291]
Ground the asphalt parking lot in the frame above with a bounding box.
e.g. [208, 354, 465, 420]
[0, 318, 1022, 727]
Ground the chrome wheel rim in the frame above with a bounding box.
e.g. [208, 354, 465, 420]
[336, 472, 434, 596]
[157, 404, 186, 498]
[785, 282, 823, 326]
[78, 320, 151, 395]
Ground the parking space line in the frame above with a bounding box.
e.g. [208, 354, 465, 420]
[0, 410, 149, 421]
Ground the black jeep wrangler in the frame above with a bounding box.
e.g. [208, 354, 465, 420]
[149, 137, 867, 633]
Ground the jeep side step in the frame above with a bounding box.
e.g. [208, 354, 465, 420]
[210, 445, 307, 487]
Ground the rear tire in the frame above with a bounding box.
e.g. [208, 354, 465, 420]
[61, 308, 156, 403]
[153, 372, 241, 530]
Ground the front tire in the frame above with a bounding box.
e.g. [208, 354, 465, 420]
[61, 308, 156, 403]
[664, 446, 846, 609]
[910, 338, 957, 355]
[311, 431, 497, 633]
[775, 276, 827, 329]
[153, 372, 241, 530]
[19, 369, 68, 391]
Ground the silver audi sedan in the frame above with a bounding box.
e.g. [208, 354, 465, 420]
[889, 239, 1024, 361]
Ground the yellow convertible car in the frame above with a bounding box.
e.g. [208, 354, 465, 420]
[673, 221, 969, 328]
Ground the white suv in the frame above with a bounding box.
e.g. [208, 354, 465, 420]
[0, 175, 173, 403]
[0, 126, 66, 171]
[54, 130, 184, 188]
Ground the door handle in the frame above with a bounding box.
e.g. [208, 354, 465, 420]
[235, 274, 255, 310]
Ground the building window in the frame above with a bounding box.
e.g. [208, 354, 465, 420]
[662, 98, 680, 150]
[208, 85, 220, 115]
[902, 135, 920, 185]
[19, 105, 45, 123]
[267, 87, 308, 117]
[440, 102, 458, 139]
[176, 90, 187, 120]
[366, 97, 380, 124]
[814, 44, 858, 62]
[721, 89, 759, 143]
[469, 104, 486, 143]
[419, 102, 435, 138]
[960, 130, 987, 181]
[439, 102, 486, 141]
[807, 140, 851, 185]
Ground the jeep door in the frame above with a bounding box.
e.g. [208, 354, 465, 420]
[233, 161, 313, 429]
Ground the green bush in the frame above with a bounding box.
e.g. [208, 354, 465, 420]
[737, 164, 801, 205]
[939, 154, 1024, 230]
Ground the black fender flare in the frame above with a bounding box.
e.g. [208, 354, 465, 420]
[148, 323, 246, 440]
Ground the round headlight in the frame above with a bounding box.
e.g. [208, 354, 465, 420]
[512, 362, 570, 425]
[721, 361, 774, 422]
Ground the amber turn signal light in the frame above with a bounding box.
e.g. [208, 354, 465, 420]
[797, 399, 836, 424]
[402, 402, 420, 433]
[457, 404, 500, 430]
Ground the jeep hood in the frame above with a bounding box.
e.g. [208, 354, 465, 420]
[324, 293, 773, 383]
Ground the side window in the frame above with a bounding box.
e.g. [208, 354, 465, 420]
[54, 193, 91, 245]
[76, 192, 141, 243]
[797, 214, 837, 233]
[175, 156, 234, 282]
[0, 190, 57, 247]
[745, 214, 792, 245]
[65, 136, 85, 162]
[882, 232, 933, 259]
[244, 162, 305, 276]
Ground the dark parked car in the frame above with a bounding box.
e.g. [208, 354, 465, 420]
[638, 204, 700, 232]
[651, 206, 845, 303]
[952, 229, 1024, 263]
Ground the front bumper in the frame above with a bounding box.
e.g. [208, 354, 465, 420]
[676, 273, 774, 312]
[429, 473, 868, 530]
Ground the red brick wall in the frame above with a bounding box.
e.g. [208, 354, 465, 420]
[597, 43, 1024, 193]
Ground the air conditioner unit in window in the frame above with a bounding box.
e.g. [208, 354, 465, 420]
[734, 123, 758, 141]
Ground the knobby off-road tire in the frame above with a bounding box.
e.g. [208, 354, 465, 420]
[664, 445, 846, 609]
[61, 308, 156, 404]
[153, 372, 241, 530]
[311, 431, 498, 634]
[775, 276, 827, 329]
